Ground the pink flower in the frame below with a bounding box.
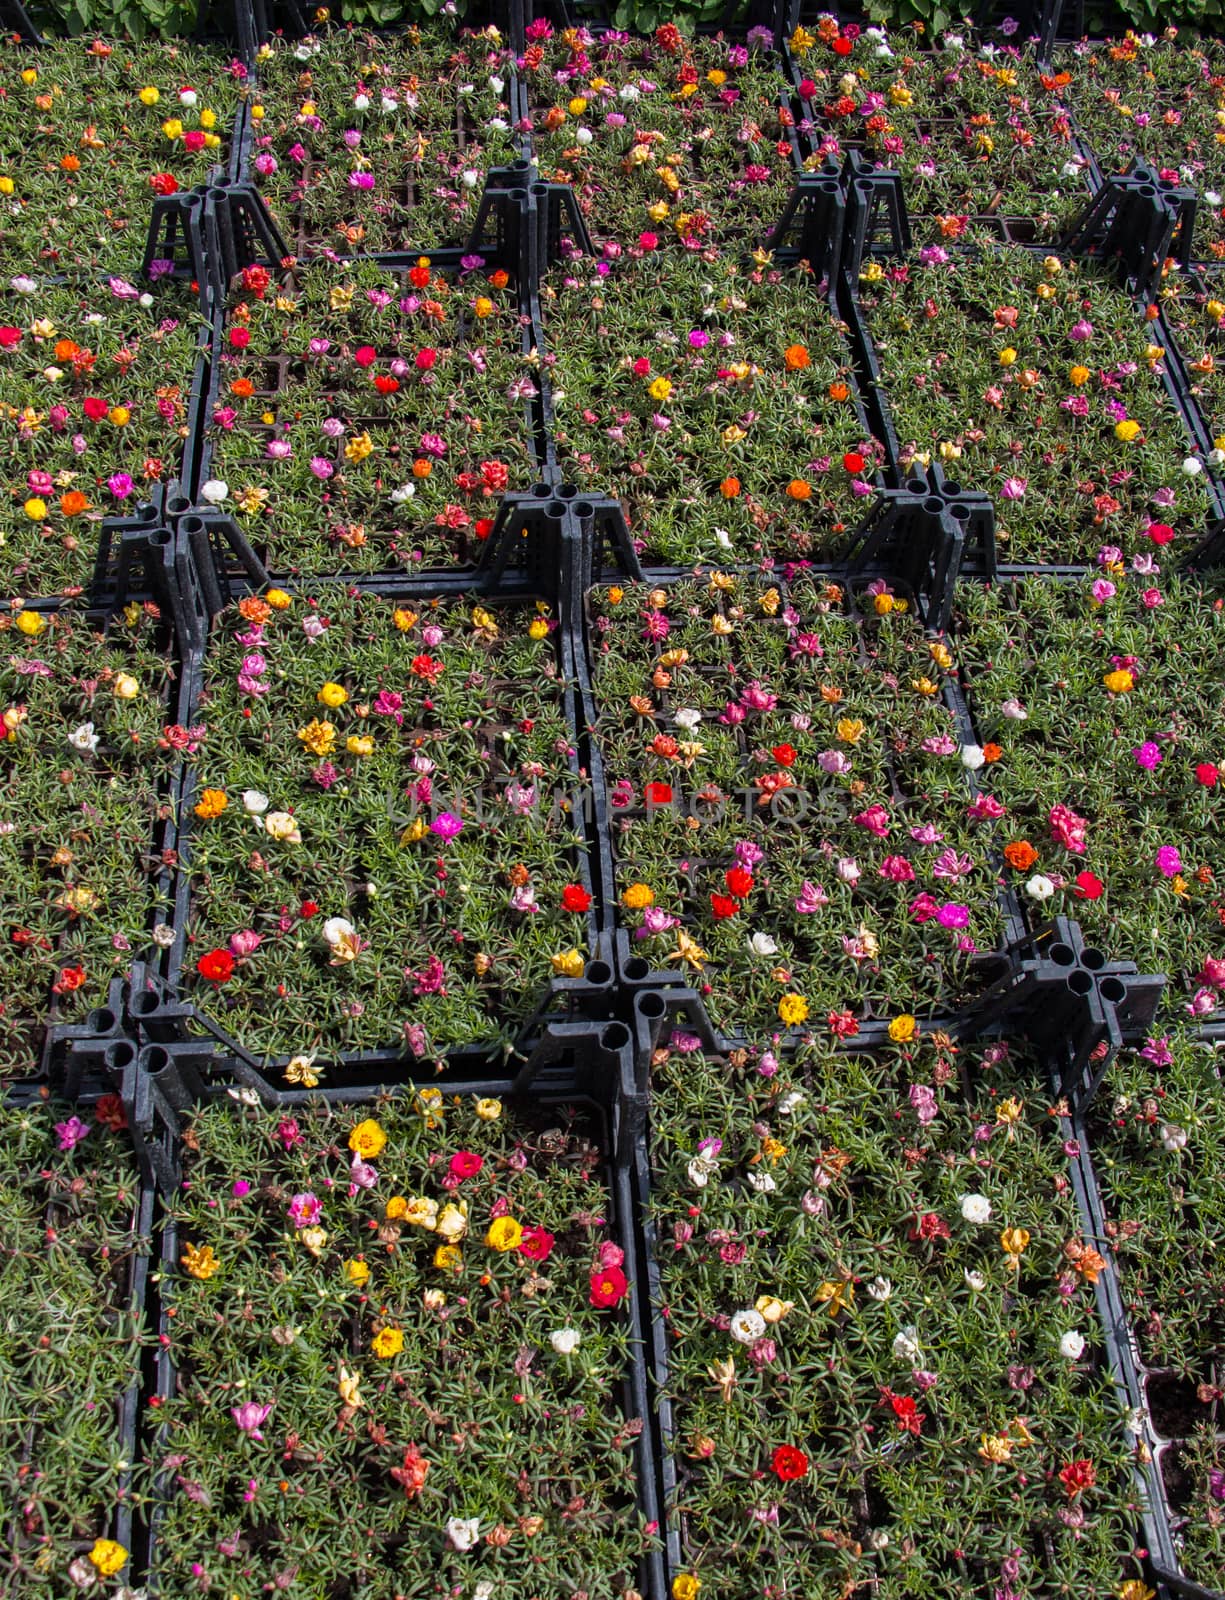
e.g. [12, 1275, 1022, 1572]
[228, 929, 262, 957]
[231, 1401, 273, 1440]
[932, 848, 972, 881]
[349, 1154, 378, 1191]
[818, 749, 851, 775]
[909, 1084, 938, 1125]
[1000, 477, 1027, 500]
[879, 855, 916, 882]
[637, 906, 680, 937]
[967, 793, 1006, 820]
[1049, 803, 1089, 855]
[1155, 845, 1182, 877]
[794, 880, 828, 913]
[1200, 958, 1225, 989]
[55, 1116, 91, 1151]
[910, 891, 940, 923]
[853, 803, 891, 837]
[1091, 579, 1115, 602]
[288, 1192, 322, 1228]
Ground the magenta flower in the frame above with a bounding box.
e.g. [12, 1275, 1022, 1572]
[430, 812, 463, 839]
[232, 1179, 251, 1198]
[349, 171, 376, 189]
[55, 1116, 91, 1152]
[794, 880, 828, 914]
[909, 891, 940, 923]
[288, 1192, 322, 1228]
[936, 902, 970, 929]
[107, 472, 134, 500]
[1000, 477, 1027, 500]
[1049, 802, 1089, 855]
[853, 803, 891, 837]
[1068, 319, 1094, 342]
[231, 1401, 273, 1441]
[1155, 845, 1182, 878]
[1133, 742, 1163, 770]
[309, 456, 334, 480]
[449, 1151, 484, 1180]
[637, 905, 680, 937]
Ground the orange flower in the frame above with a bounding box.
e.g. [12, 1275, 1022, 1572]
[784, 344, 811, 371]
[1003, 840, 1039, 871]
[412, 459, 432, 478]
[982, 742, 1003, 763]
[54, 339, 79, 363]
[488, 269, 509, 290]
[59, 490, 89, 517]
[60, 153, 81, 172]
[827, 380, 850, 401]
[238, 596, 272, 624]
[719, 476, 740, 499]
[786, 479, 812, 501]
[230, 377, 255, 399]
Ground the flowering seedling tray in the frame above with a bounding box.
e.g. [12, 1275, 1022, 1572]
[134, 580, 619, 1091]
[642, 1033, 1147, 1600]
[0, 1098, 154, 1596]
[144, 1085, 668, 1599]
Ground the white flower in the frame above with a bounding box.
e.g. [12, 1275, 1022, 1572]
[730, 1308, 767, 1344]
[892, 1326, 920, 1363]
[777, 1091, 805, 1116]
[446, 1516, 481, 1553]
[576, 125, 593, 145]
[1025, 873, 1055, 902]
[322, 916, 356, 947]
[549, 1328, 581, 1356]
[1183, 457, 1204, 477]
[1000, 698, 1028, 720]
[488, 75, 504, 93]
[138, 293, 155, 308]
[686, 1157, 715, 1189]
[293, 43, 314, 59]
[745, 1169, 776, 1193]
[42, 366, 63, 383]
[1059, 1330, 1085, 1360]
[1062, 161, 1083, 178]
[474, 1584, 496, 1600]
[714, 528, 732, 550]
[379, 95, 398, 113]
[1207, 190, 1222, 206]
[390, 483, 416, 503]
[67, 721, 99, 754]
[866, 1275, 892, 1302]
[200, 478, 229, 504]
[960, 1194, 991, 1225]
[959, 744, 985, 770]
[748, 932, 778, 958]
[964, 1269, 986, 1292]
[1124, 1406, 1145, 1436]
[487, 117, 509, 133]
[353, 92, 370, 110]
[152, 923, 176, 948]
[1212, 448, 1225, 468]
[1160, 1123, 1188, 1152]
[461, 170, 480, 189]
[674, 707, 702, 731]
[619, 83, 640, 101]
[242, 789, 269, 814]
[179, 87, 198, 106]
[10, 275, 38, 293]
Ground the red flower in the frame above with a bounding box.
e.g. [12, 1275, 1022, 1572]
[908, 1212, 950, 1243]
[409, 265, 431, 288]
[562, 884, 592, 913]
[149, 172, 178, 196]
[1145, 522, 1175, 545]
[373, 374, 400, 395]
[299, 900, 319, 918]
[415, 348, 437, 370]
[725, 867, 754, 898]
[94, 1092, 127, 1132]
[474, 518, 495, 541]
[632, 357, 652, 377]
[228, 327, 250, 350]
[196, 949, 235, 984]
[519, 1225, 555, 1262]
[0, 325, 22, 347]
[589, 1265, 628, 1307]
[52, 964, 87, 994]
[842, 451, 866, 473]
[885, 1392, 925, 1435]
[771, 743, 797, 767]
[1072, 870, 1104, 900]
[710, 894, 740, 920]
[448, 1151, 483, 1180]
[772, 1444, 809, 1481]
[410, 654, 444, 683]
[1059, 1459, 1097, 1498]
[390, 1442, 429, 1498]
[354, 345, 377, 369]
[1196, 763, 1219, 788]
[83, 396, 109, 421]
[827, 1009, 859, 1039]
[644, 781, 673, 806]
[183, 129, 206, 153]
[833, 34, 853, 53]
[480, 459, 509, 494]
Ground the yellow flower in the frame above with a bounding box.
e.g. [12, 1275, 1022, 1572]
[416, 1087, 444, 1127]
[297, 718, 336, 757]
[666, 930, 710, 972]
[911, 676, 939, 696]
[300, 1225, 327, 1257]
[433, 1243, 463, 1272]
[88, 1540, 128, 1578]
[888, 1014, 917, 1043]
[349, 1118, 386, 1159]
[266, 587, 291, 609]
[475, 1098, 503, 1121]
[815, 1279, 854, 1315]
[761, 1136, 786, 1164]
[284, 1054, 320, 1088]
[1068, 365, 1090, 386]
[318, 681, 348, 708]
[200, 108, 217, 129]
[551, 949, 586, 978]
[338, 1364, 363, 1408]
[755, 1295, 794, 1323]
[999, 1226, 1030, 1268]
[0, 177, 13, 195]
[998, 347, 1017, 367]
[15, 610, 46, 637]
[329, 285, 354, 312]
[836, 717, 865, 744]
[929, 641, 952, 670]
[346, 734, 374, 757]
[790, 24, 816, 54]
[371, 1326, 404, 1359]
[23, 497, 47, 521]
[345, 431, 374, 463]
[1103, 668, 1134, 693]
[648, 376, 673, 403]
[778, 993, 809, 1027]
[978, 1432, 1014, 1463]
[235, 484, 268, 515]
[873, 593, 895, 616]
[393, 606, 418, 632]
[139, 85, 161, 105]
[673, 1578, 701, 1600]
[996, 1096, 1024, 1129]
[109, 405, 130, 426]
[1042, 255, 1062, 276]
[112, 672, 140, 700]
[162, 117, 184, 139]
[181, 1241, 220, 1280]
[528, 617, 549, 640]
[486, 1216, 524, 1251]
[1116, 1583, 1156, 1600]
[343, 1258, 369, 1286]
[193, 787, 228, 820]
[1114, 419, 1142, 442]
